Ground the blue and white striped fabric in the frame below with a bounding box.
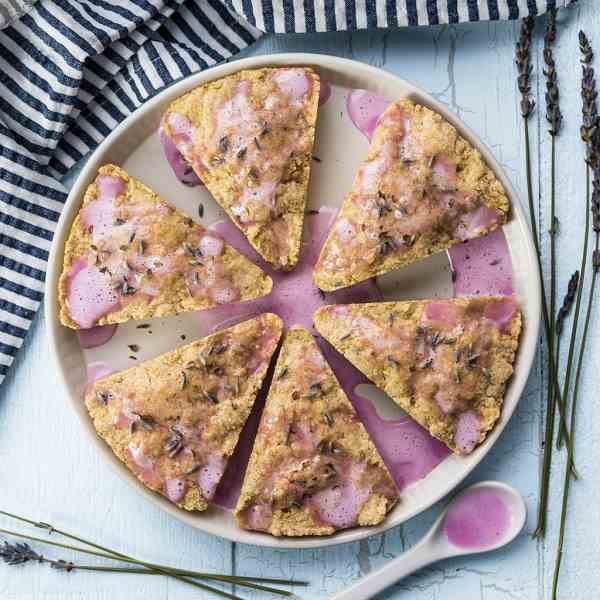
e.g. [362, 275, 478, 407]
[0, 0, 571, 384]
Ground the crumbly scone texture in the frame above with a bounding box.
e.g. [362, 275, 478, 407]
[314, 98, 511, 291]
[235, 327, 398, 536]
[85, 314, 283, 511]
[314, 298, 521, 453]
[59, 164, 272, 329]
[164, 67, 320, 271]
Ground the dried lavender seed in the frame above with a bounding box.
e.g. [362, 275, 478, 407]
[96, 391, 111, 405]
[205, 391, 218, 404]
[218, 136, 229, 153]
[307, 382, 322, 398]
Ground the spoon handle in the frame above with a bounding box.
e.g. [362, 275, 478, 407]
[331, 539, 444, 600]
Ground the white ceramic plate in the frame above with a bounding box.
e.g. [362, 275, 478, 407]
[45, 53, 541, 549]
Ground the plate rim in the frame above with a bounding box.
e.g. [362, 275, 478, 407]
[44, 52, 541, 549]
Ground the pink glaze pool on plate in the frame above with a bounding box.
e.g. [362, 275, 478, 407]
[77, 324, 118, 349]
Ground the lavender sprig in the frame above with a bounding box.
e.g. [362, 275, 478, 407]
[556, 271, 580, 335]
[553, 158, 600, 600]
[0, 510, 306, 599]
[1, 541, 44, 565]
[535, 271, 580, 538]
[516, 17, 536, 118]
[580, 33, 597, 164]
[544, 10, 563, 136]
[534, 9, 566, 539]
[515, 17, 573, 482]
[556, 31, 596, 448]
[1, 541, 84, 573]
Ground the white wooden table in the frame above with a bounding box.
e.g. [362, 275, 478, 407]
[1, 3, 599, 598]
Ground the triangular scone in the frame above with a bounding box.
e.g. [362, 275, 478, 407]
[314, 298, 521, 454]
[58, 164, 272, 329]
[163, 67, 320, 271]
[235, 327, 398, 536]
[85, 314, 283, 511]
[314, 99, 510, 290]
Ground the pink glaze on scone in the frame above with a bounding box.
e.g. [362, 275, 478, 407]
[85, 314, 283, 511]
[162, 68, 321, 271]
[314, 297, 521, 454]
[58, 164, 272, 329]
[235, 327, 398, 536]
[314, 98, 510, 290]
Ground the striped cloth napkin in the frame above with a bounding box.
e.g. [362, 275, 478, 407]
[0, 0, 569, 384]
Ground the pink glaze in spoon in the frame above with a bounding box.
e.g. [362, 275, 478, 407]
[331, 481, 526, 600]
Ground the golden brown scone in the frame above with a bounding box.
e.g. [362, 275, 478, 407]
[235, 327, 398, 536]
[314, 297, 521, 454]
[85, 314, 283, 511]
[58, 164, 272, 329]
[314, 98, 510, 290]
[163, 67, 320, 271]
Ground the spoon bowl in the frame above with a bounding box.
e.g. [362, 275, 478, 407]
[332, 481, 526, 600]
[431, 480, 527, 556]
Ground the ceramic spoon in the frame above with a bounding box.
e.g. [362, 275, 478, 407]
[331, 481, 527, 600]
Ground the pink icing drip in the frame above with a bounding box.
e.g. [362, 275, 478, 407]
[484, 297, 518, 332]
[432, 153, 458, 188]
[81, 177, 124, 242]
[209, 284, 241, 305]
[77, 324, 118, 349]
[444, 488, 510, 548]
[168, 112, 194, 139]
[158, 116, 202, 186]
[126, 443, 161, 487]
[165, 477, 187, 504]
[67, 258, 120, 328]
[309, 462, 371, 528]
[198, 453, 226, 500]
[318, 81, 332, 106]
[456, 205, 504, 242]
[423, 300, 464, 326]
[244, 504, 273, 531]
[273, 68, 312, 104]
[199, 234, 224, 257]
[346, 90, 391, 141]
[97, 175, 125, 202]
[454, 411, 481, 455]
